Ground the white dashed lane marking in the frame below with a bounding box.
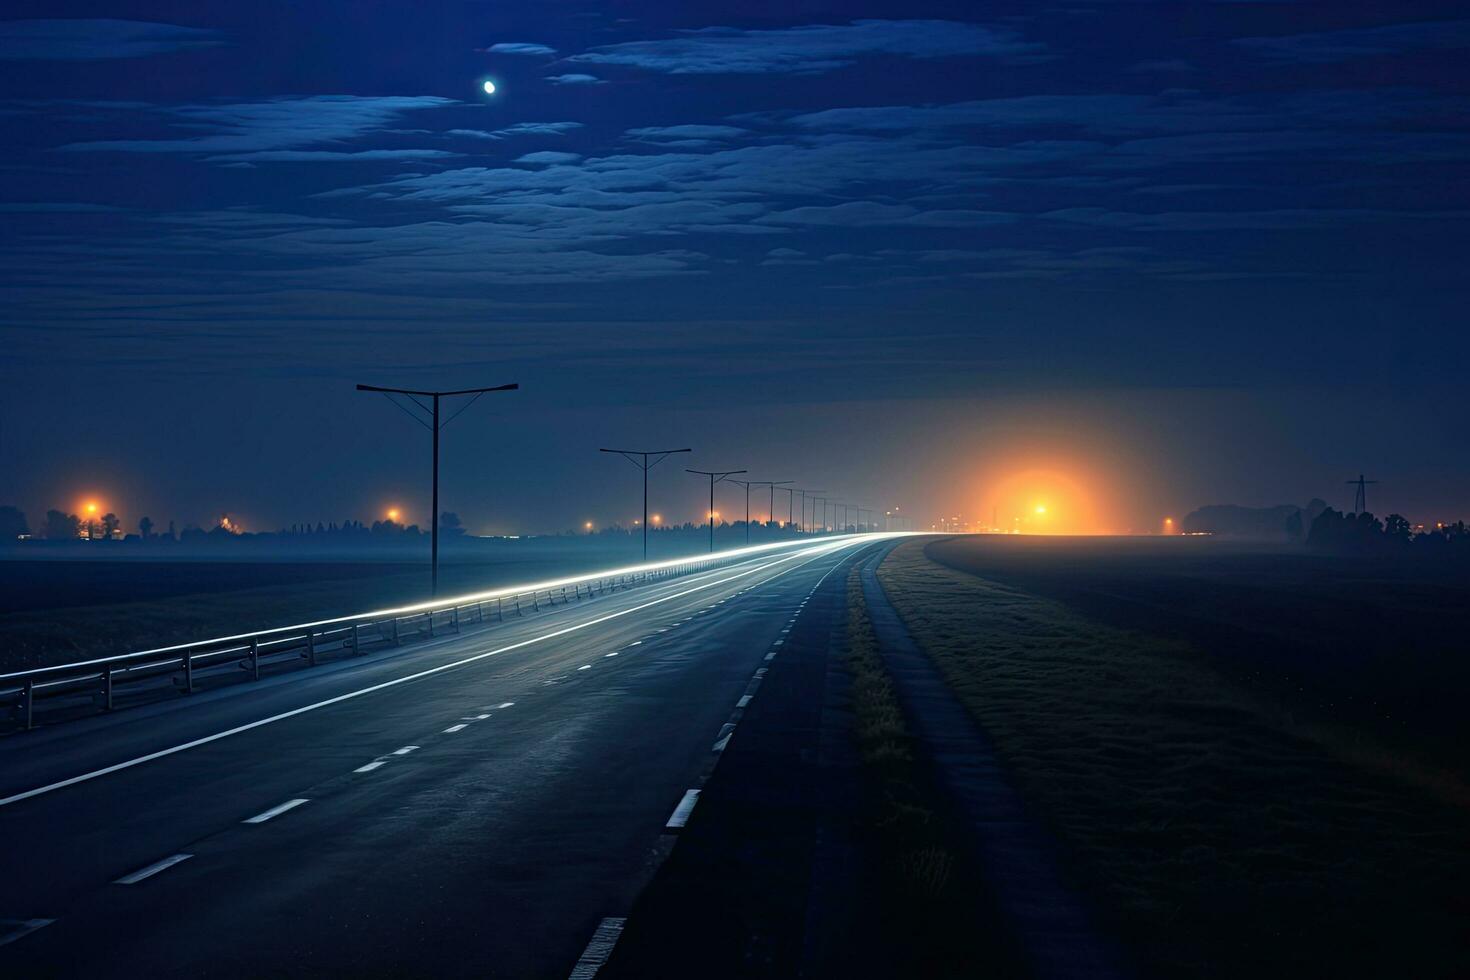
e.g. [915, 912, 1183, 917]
[354, 760, 386, 773]
[243, 798, 308, 824]
[392, 745, 419, 756]
[666, 789, 701, 829]
[443, 724, 467, 733]
[115, 853, 192, 885]
[568, 916, 627, 980]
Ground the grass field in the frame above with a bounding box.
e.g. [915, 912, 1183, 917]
[878, 537, 1470, 979]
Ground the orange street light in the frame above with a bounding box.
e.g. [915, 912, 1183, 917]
[386, 507, 401, 522]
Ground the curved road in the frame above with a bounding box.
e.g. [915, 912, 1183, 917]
[0, 537, 890, 978]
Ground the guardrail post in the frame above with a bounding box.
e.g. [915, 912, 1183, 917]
[354, 622, 365, 654]
[183, 651, 194, 693]
[452, 607, 460, 634]
[515, 595, 522, 616]
[22, 679, 34, 730]
[250, 637, 260, 680]
[104, 667, 114, 711]
[497, 597, 504, 622]
[533, 592, 540, 612]
[475, 601, 484, 624]
[307, 630, 317, 665]
[391, 618, 400, 646]
[427, 611, 435, 638]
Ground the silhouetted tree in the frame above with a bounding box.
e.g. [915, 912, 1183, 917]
[0, 505, 28, 540]
[441, 512, 465, 537]
[1384, 513, 1412, 543]
[102, 512, 120, 539]
[44, 509, 80, 540]
[1285, 510, 1304, 541]
[139, 516, 154, 539]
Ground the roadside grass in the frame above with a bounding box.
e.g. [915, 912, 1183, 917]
[877, 541, 1470, 979]
[844, 567, 1019, 977]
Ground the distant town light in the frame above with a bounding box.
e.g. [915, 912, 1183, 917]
[386, 507, 401, 522]
[585, 521, 594, 530]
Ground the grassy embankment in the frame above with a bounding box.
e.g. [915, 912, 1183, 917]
[876, 540, 1470, 979]
[843, 566, 1019, 977]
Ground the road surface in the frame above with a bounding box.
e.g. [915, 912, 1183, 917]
[0, 537, 888, 978]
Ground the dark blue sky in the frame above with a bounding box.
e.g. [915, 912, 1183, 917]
[2, 1, 1467, 532]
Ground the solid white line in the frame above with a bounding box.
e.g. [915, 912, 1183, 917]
[443, 724, 467, 733]
[243, 798, 308, 824]
[392, 745, 419, 755]
[1, 542, 857, 809]
[666, 789, 701, 829]
[567, 916, 627, 980]
[354, 760, 386, 772]
[115, 853, 192, 884]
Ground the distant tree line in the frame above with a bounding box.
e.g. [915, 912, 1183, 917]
[0, 504, 812, 550]
[1307, 508, 1469, 556]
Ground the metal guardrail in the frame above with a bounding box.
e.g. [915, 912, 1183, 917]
[1, 537, 858, 732]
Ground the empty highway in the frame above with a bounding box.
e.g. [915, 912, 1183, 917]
[0, 536, 897, 978]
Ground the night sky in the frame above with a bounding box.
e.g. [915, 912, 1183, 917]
[2, 2, 1467, 534]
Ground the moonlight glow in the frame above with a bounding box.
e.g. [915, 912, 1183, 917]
[482, 80, 497, 95]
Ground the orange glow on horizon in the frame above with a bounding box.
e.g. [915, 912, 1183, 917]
[976, 462, 1116, 535]
[386, 507, 401, 522]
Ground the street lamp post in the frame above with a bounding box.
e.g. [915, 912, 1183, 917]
[686, 468, 746, 552]
[356, 381, 519, 596]
[764, 481, 793, 529]
[726, 479, 754, 546]
[795, 489, 824, 535]
[599, 447, 691, 561]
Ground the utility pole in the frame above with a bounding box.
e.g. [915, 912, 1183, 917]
[727, 479, 755, 546]
[356, 381, 519, 596]
[1345, 473, 1379, 515]
[687, 468, 745, 552]
[599, 447, 691, 561]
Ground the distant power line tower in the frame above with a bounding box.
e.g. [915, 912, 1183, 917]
[1346, 473, 1378, 514]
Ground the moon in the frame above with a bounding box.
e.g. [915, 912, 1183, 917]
[482, 80, 497, 95]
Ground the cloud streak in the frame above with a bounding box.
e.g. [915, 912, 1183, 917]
[0, 19, 222, 60]
[568, 19, 1042, 74]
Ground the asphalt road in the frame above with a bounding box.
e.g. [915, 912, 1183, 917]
[0, 537, 887, 978]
